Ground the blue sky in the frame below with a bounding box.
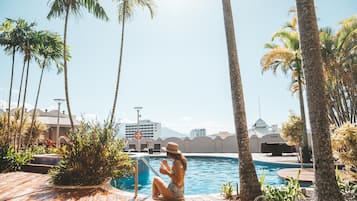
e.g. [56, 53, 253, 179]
[0, 0, 356, 134]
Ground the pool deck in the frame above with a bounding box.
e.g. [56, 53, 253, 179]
[0, 172, 225, 201]
[0, 153, 311, 201]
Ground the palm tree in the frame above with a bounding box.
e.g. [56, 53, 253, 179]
[0, 19, 34, 145]
[0, 19, 16, 144]
[320, 16, 357, 126]
[47, 0, 109, 129]
[109, 0, 155, 127]
[14, 20, 36, 109]
[17, 28, 38, 151]
[221, 0, 262, 200]
[28, 31, 65, 147]
[294, 0, 343, 200]
[261, 16, 310, 163]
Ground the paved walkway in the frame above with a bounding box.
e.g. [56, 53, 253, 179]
[0, 172, 226, 201]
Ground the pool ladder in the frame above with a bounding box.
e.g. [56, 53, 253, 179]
[134, 157, 162, 198]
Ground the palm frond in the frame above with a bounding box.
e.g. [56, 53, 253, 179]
[47, 0, 67, 19]
[261, 47, 296, 74]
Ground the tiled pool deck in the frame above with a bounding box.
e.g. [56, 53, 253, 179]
[0, 153, 310, 201]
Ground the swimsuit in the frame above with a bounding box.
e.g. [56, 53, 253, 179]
[168, 182, 184, 199]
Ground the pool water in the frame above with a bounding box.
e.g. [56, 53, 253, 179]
[111, 156, 286, 195]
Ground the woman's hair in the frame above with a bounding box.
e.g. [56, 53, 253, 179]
[167, 152, 187, 171]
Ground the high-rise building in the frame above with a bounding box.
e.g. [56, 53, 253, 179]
[125, 120, 161, 139]
[190, 128, 206, 138]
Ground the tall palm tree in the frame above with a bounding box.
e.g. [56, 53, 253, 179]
[221, 0, 262, 200]
[28, 31, 65, 147]
[261, 17, 310, 163]
[17, 28, 38, 151]
[0, 19, 34, 145]
[15, 21, 36, 109]
[0, 19, 16, 144]
[294, 0, 343, 200]
[109, 0, 155, 127]
[47, 0, 108, 129]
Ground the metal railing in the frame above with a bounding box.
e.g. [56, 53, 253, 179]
[134, 157, 161, 198]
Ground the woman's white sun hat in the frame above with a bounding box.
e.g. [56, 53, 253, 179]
[162, 142, 181, 154]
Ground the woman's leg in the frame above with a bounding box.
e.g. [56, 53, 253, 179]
[152, 177, 175, 199]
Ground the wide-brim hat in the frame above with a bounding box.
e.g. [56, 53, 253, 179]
[162, 142, 181, 154]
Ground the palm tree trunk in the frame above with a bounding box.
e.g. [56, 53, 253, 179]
[17, 59, 26, 108]
[63, 7, 74, 129]
[221, 0, 261, 200]
[28, 60, 46, 148]
[110, 0, 127, 127]
[295, 0, 343, 200]
[7, 47, 16, 144]
[297, 73, 310, 163]
[18, 58, 30, 152]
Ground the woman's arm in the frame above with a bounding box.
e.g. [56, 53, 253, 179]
[161, 160, 171, 172]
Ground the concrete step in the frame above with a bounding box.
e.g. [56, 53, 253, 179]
[22, 163, 54, 174]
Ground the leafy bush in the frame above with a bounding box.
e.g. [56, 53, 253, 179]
[281, 113, 303, 146]
[256, 171, 304, 201]
[336, 168, 357, 201]
[50, 121, 134, 185]
[0, 144, 33, 172]
[331, 123, 357, 179]
[30, 145, 47, 154]
[221, 182, 233, 199]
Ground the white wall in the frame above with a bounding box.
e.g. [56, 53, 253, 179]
[126, 133, 288, 153]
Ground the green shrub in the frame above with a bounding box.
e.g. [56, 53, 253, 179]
[30, 145, 47, 154]
[336, 168, 357, 201]
[50, 121, 134, 185]
[256, 171, 304, 201]
[221, 182, 233, 199]
[0, 144, 33, 172]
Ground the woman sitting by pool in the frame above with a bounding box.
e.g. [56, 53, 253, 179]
[152, 142, 187, 200]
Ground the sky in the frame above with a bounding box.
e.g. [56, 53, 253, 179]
[0, 0, 356, 135]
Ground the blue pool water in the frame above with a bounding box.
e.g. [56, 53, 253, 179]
[111, 156, 288, 195]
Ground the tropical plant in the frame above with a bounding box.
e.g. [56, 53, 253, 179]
[281, 113, 303, 145]
[221, 0, 262, 200]
[255, 171, 304, 201]
[335, 168, 357, 201]
[294, 0, 343, 200]
[50, 121, 134, 185]
[47, 0, 109, 130]
[24, 119, 48, 148]
[320, 16, 357, 126]
[15, 20, 36, 109]
[221, 182, 233, 199]
[261, 14, 310, 163]
[331, 123, 357, 179]
[16, 22, 38, 151]
[8, 108, 31, 149]
[281, 112, 306, 163]
[0, 143, 33, 173]
[28, 30, 65, 147]
[0, 19, 35, 145]
[109, 0, 155, 127]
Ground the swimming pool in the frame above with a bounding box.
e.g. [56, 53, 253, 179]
[111, 156, 291, 195]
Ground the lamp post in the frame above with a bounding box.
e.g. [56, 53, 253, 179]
[133, 106, 142, 198]
[53, 98, 65, 148]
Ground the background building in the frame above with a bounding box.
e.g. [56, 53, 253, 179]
[190, 128, 206, 138]
[125, 119, 161, 140]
